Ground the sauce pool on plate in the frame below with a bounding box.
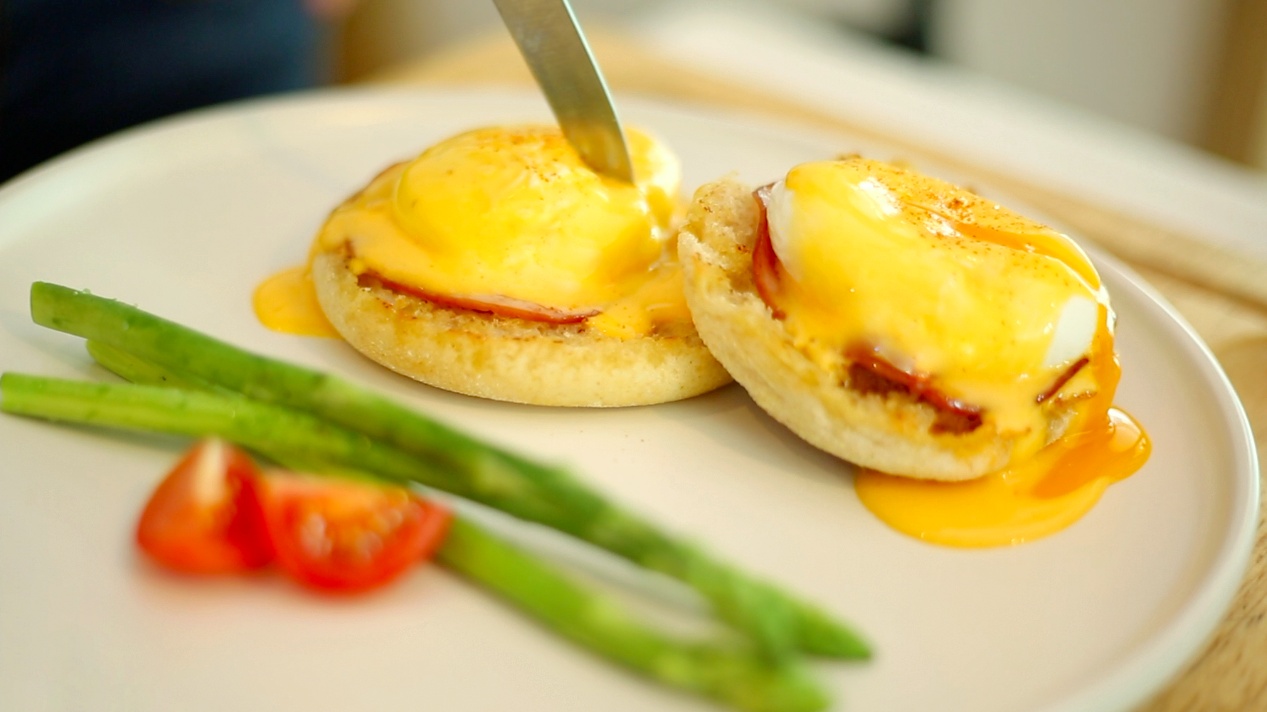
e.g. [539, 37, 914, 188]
[855, 407, 1150, 547]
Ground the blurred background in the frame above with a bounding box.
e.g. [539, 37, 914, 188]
[2, 0, 1264, 181]
[333, 0, 1267, 171]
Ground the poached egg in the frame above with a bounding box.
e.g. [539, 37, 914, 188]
[255, 124, 691, 339]
[756, 157, 1149, 547]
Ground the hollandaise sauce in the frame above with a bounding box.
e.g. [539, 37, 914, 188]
[253, 265, 338, 337]
[852, 277, 1150, 548]
[254, 124, 692, 340]
[760, 157, 1152, 547]
[855, 407, 1150, 547]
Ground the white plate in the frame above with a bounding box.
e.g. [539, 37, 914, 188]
[0, 88, 1257, 712]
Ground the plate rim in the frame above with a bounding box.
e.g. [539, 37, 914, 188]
[0, 85, 1259, 712]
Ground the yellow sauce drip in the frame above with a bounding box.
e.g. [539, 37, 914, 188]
[855, 407, 1150, 547]
[252, 265, 338, 338]
[586, 257, 692, 338]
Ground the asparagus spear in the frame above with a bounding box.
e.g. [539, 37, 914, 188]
[436, 518, 831, 712]
[27, 281, 869, 660]
[0, 371, 832, 712]
[0, 371, 568, 525]
[87, 339, 205, 391]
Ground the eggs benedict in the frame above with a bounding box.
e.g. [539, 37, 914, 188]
[301, 124, 730, 407]
[678, 157, 1149, 545]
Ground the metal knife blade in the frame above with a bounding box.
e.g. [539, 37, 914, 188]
[492, 0, 635, 183]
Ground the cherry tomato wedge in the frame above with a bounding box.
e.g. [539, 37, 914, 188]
[135, 439, 272, 574]
[254, 470, 452, 593]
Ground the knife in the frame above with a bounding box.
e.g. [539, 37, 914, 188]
[492, 0, 635, 183]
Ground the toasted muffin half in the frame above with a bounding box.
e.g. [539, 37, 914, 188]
[311, 246, 732, 408]
[307, 132, 732, 409]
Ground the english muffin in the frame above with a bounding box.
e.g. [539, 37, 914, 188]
[309, 125, 731, 407]
[678, 159, 1116, 480]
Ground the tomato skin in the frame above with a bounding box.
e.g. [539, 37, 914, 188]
[135, 439, 272, 574]
[255, 471, 452, 593]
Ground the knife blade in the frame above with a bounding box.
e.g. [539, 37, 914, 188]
[492, 0, 635, 183]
